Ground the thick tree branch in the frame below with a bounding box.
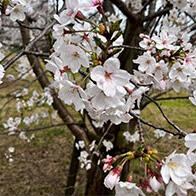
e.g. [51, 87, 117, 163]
[109, 0, 136, 21]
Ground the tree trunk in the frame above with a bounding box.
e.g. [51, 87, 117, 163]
[85, 157, 114, 196]
[65, 140, 80, 196]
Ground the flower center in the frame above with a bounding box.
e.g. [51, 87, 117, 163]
[169, 161, 178, 169]
[156, 66, 161, 70]
[162, 40, 167, 45]
[146, 60, 151, 65]
[72, 87, 78, 94]
[105, 72, 112, 80]
[72, 51, 80, 58]
[177, 67, 183, 72]
[14, 8, 20, 14]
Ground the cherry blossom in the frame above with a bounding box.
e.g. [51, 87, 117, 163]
[54, 0, 79, 26]
[58, 80, 86, 111]
[103, 140, 113, 152]
[149, 176, 164, 193]
[133, 52, 156, 74]
[115, 181, 145, 196]
[189, 91, 196, 106]
[165, 181, 194, 196]
[103, 156, 115, 172]
[60, 44, 89, 73]
[185, 133, 196, 153]
[86, 0, 104, 7]
[91, 57, 131, 97]
[10, 4, 25, 21]
[152, 31, 178, 50]
[161, 151, 192, 185]
[169, 62, 190, 82]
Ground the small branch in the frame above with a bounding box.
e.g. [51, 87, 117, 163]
[150, 14, 162, 37]
[141, 90, 170, 109]
[109, 45, 145, 51]
[2, 24, 44, 30]
[3, 50, 24, 70]
[0, 122, 83, 135]
[185, 12, 196, 23]
[3, 21, 55, 70]
[137, 119, 145, 144]
[90, 122, 113, 160]
[155, 96, 189, 101]
[130, 112, 186, 137]
[24, 51, 50, 57]
[143, 94, 186, 137]
[56, 0, 59, 14]
[0, 49, 19, 64]
[143, 7, 171, 22]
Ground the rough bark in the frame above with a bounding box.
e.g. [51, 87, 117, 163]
[119, 18, 144, 72]
[65, 141, 80, 196]
[85, 157, 113, 196]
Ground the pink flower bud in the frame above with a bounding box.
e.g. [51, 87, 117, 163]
[104, 167, 122, 190]
[103, 156, 114, 171]
[97, 6, 104, 14]
[75, 11, 86, 20]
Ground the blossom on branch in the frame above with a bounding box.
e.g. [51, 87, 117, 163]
[91, 57, 131, 97]
[161, 151, 192, 185]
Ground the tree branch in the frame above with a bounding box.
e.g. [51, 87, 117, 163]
[109, 0, 136, 21]
[130, 112, 186, 137]
[143, 94, 186, 137]
[143, 7, 171, 22]
[0, 123, 83, 135]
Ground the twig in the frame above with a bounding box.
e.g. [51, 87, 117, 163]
[3, 21, 55, 70]
[24, 51, 50, 57]
[130, 112, 186, 137]
[2, 24, 44, 30]
[155, 96, 189, 101]
[143, 7, 171, 22]
[143, 94, 186, 136]
[0, 122, 83, 135]
[0, 49, 19, 64]
[3, 50, 24, 70]
[90, 122, 113, 160]
[109, 45, 145, 51]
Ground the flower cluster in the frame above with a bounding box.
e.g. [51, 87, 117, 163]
[46, 0, 150, 128]
[160, 133, 196, 196]
[133, 17, 196, 103]
[103, 137, 196, 196]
